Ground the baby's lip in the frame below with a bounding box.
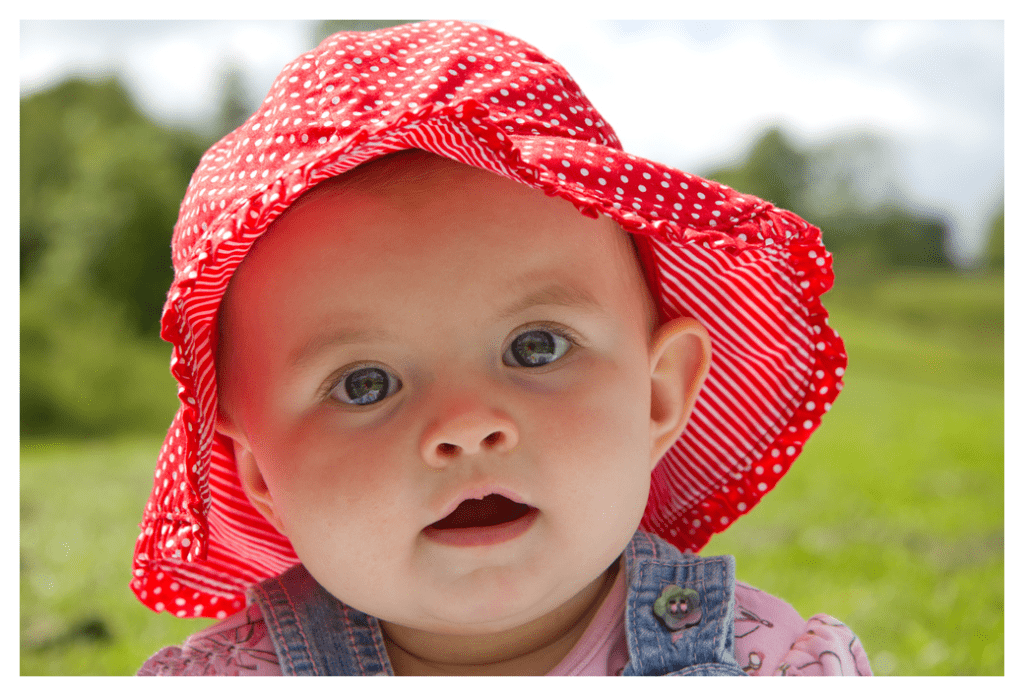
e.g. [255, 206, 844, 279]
[428, 486, 532, 529]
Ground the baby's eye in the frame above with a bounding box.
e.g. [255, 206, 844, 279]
[503, 329, 573, 367]
[330, 365, 401, 406]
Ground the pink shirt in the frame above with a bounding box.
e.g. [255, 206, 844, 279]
[139, 569, 871, 676]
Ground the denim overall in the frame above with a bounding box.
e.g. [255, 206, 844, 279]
[247, 530, 747, 676]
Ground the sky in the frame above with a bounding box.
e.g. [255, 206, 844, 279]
[19, 18, 1006, 266]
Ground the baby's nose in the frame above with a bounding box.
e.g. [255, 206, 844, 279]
[420, 407, 518, 467]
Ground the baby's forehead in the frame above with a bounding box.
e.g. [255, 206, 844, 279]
[275, 150, 636, 261]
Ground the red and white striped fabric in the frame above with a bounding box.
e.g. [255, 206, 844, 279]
[132, 20, 846, 619]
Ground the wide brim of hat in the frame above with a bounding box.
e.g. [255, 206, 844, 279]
[131, 98, 845, 619]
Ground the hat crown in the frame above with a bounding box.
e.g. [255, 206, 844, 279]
[172, 20, 620, 276]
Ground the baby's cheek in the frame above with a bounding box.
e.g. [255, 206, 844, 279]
[277, 423, 401, 513]
[538, 364, 650, 464]
[585, 358, 650, 435]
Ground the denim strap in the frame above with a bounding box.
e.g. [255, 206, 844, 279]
[248, 565, 393, 675]
[621, 532, 746, 676]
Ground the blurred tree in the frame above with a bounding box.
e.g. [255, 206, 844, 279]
[821, 207, 948, 271]
[20, 76, 206, 436]
[984, 202, 1003, 270]
[802, 131, 905, 218]
[20, 77, 206, 335]
[705, 127, 808, 214]
[703, 126, 953, 278]
[213, 62, 258, 140]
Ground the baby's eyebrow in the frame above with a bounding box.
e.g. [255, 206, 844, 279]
[289, 326, 394, 368]
[498, 282, 605, 319]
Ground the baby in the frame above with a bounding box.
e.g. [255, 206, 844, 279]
[135, 21, 870, 676]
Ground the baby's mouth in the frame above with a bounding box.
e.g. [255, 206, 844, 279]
[427, 494, 534, 530]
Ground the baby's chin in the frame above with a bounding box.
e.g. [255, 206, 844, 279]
[378, 584, 564, 636]
[386, 568, 614, 640]
[387, 610, 546, 637]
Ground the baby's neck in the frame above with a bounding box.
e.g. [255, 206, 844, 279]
[380, 559, 620, 676]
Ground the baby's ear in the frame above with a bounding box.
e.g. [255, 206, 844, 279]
[215, 412, 288, 537]
[647, 317, 712, 470]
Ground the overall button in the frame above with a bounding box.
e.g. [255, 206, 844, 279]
[653, 585, 702, 631]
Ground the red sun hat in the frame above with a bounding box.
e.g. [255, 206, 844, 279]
[132, 20, 846, 619]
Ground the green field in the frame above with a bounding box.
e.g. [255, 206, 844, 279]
[20, 270, 1003, 675]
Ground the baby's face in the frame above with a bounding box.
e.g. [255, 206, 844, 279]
[217, 155, 677, 636]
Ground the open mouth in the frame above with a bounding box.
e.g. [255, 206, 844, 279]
[427, 494, 534, 530]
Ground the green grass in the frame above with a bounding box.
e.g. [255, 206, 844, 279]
[20, 270, 1003, 675]
[20, 438, 214, 675]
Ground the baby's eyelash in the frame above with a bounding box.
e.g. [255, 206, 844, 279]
[514, 322, 582, 346]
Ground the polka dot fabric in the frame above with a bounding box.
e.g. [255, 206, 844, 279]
[133, 20, 847, 618]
